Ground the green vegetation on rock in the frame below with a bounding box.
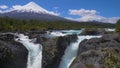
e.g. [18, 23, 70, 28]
[103, 48, 120, 68]
[116, 19, 120, 33]
[80, 28, 101, 35]
[86, 64, 94, 68]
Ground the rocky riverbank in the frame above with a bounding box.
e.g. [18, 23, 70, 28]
[0, 33, 28, 68]
[70, 33, 120, 68]
[0, 31, 120, 68]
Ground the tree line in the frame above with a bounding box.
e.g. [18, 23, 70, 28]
[0, 17, 116, 31]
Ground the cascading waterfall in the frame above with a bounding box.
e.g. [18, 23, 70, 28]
[15, 34, 42, 68]
[59, 35, 101, 68]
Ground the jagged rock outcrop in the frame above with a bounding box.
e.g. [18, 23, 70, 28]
[38, 34, 78, 68]
[70, 34, 120, 68]
[0, 33, 28, 68]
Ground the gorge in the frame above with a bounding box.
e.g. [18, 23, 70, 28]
[0, 1, 120, 68]
[0, 29, 119, 68]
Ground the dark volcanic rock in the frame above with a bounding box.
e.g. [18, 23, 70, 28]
[0, 33, 28, 68]
[39, 34, 78, 68]
[79, 34, 120, 53]
[70, 34, 120, 68]
[0, 44, 13, 68]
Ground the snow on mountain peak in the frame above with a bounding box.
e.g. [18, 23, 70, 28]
[21, 1, 48, 13]
[1, 1, 59, 16]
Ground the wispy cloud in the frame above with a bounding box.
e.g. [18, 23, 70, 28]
[12, 5, 23, 10]
[0, 5, 8, 9]
[53, 7, 59, 9]
[67, 9, 119, 23]
[52, 7, 61, 15]
[69, 9, 97, 16]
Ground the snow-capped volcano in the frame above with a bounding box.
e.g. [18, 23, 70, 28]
[11, 2, 57, 15]
[0, 2, 67, 21]
[13, 2, 48, 13]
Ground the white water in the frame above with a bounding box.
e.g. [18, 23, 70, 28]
[105, 28, 115, 32]
[13, 31, 101, 68]
[59, 35, 101, 68]
[61, 30, 82, 35]
[15, 34, 42, 68]
[47, 30, 82, 37]
[50, 31, 67, 37]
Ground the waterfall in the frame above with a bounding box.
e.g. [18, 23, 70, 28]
[59, 35, 101, 68]
[15, 34, 42, 68]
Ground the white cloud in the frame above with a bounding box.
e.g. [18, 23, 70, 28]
[0, 5, 8, 9]
[48, 11, 60, 16]
[52, 7, 61, 15]
[52, 10, 61, 16]
[53, 7, 59, 9]
[68, 9, 120, 23]
[12, 5, 23, 10]
[69, 9, 97, 16]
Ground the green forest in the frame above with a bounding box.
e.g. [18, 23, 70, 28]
[116, 19, 120, 33]
[0, 17, 116, 31]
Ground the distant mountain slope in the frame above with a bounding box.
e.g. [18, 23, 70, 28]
[0, 2, 68, 21]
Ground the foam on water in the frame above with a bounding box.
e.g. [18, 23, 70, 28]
[15, 34, 42, 68]
[47, 30, 82, 37]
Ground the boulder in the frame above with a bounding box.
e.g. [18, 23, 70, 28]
[0, 33, 28, 68]
[70, 34, 120, 68]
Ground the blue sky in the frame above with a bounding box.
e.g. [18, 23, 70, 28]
[0, 0, 120, 23]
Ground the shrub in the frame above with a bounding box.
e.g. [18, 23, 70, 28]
[115, 19, 120, 33]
